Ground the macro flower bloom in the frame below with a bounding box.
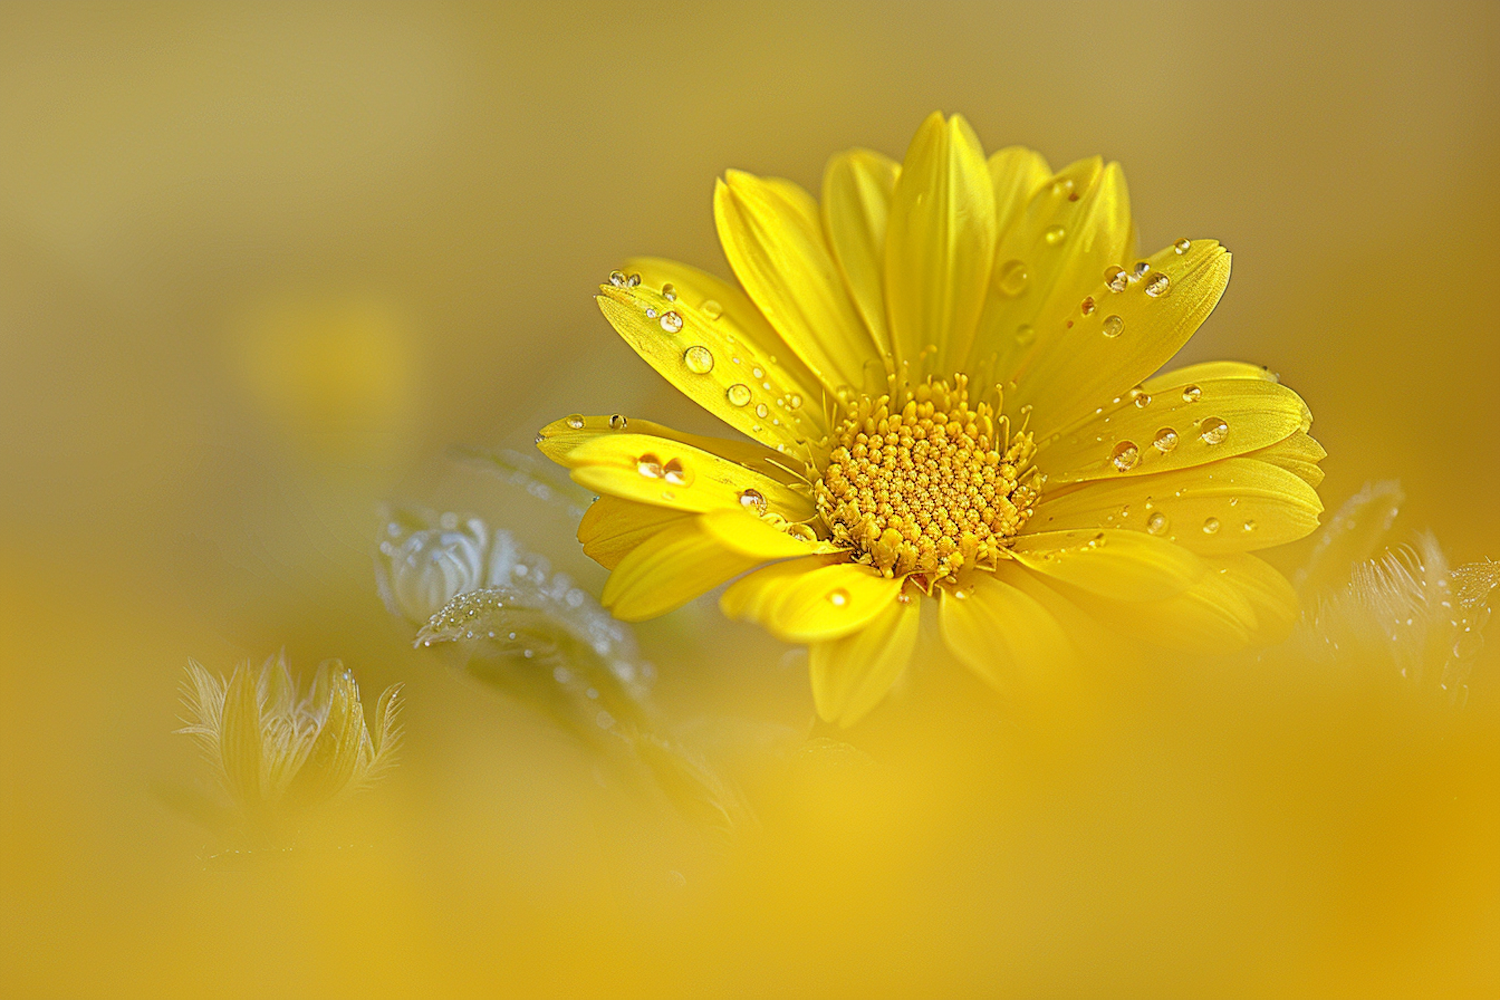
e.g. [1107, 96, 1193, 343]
[538, 112, 1324, 725]
[178, 653, 404, 821]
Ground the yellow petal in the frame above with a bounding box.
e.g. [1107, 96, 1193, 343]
[596, 283, 824, 456]
[884, 112, 996, 376]
[714, 170, 874, 391]
[560, 432, 815, 520]
[821, 149, 899, 357]
[537, 413, 806, 486]
[1246, 430, 1327, 490]
[1012, 529, 1206, 601]
[988, 146, 1053, 242]
[1061, 564, 1257, 652]
[698, 507, 839, 559]
[1142, 360, 1280, 390]
[1036, 377, 1314, 484]
[720, 558, 900, 642]
[601, 518, 766, 621]
[1032, 457, 1324, 554]
[1007, 239, 1232, 435]
[809, 596, 919, 726]
[968, 157, 1133, 387]
[578, 495, 695, 570]
[940, 572, 1074, 694]
[1215, 553, 1299, 644]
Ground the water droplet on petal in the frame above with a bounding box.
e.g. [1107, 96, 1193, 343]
[1104, 265, 1129, 292]
[608, 413, 628, 430]
[660, 311, 684, 333]
[1015, 324, 1036, 347]
[1182, 384, 1202, 403]
[1144, 273, 1171, 297]
[1050, 176, 1075, 199]
[683, 345, 714, 373]
[662, 458, 689, 485]
[1044, 225, 1067, 246]
[636, 453, 663, 478]
[995, 259, 1029, 296]
[726, 383, 752, 407]
[1174, 238, 1192, 254]
[626, 273, 642, 287]
[755, 403, 768, 418]
[661, 283, 677, 301]
[788, 394, 803, 409]
[1153, 427, 1179, 453]
[1200, 417, 1229, 445]
[1081, 296, 1096, 316]
[1147, 512, 1169, 535]
[1110, 441, 1140, 472]
[1133, 392, 1152, 408]
[1242, 519, 1257, 533]
[738, 488, 767, 513]
[1130, 261, 1151, 281]
[700, 299, 723, 320]
[645, 307, 657, 318]
[1101, 315, 1124, 338]
[565, 413, 585, 429]
[1202, 517, 1221, 535]
[828, 588, 850, 607]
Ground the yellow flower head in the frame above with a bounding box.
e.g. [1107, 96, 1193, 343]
[178, 653, 404, 820]
[539, 112, 1325, 725]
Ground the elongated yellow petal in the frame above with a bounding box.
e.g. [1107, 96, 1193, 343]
[884, 112, 996, 376]
[720, 558, 900, 642]
[595, 283, 823, 456]
[968, 158, 1133, 387]
[1142, 360, 1280, 390]
[602, 518, 766, 621]
[940, 572, 1074, 694]
[714, 170, 874, 391]
[1246, 430, 1327, 489]
[578, 495, 695, 570]
[809, 595, 919, 726]
[1012, 529, 1206, 600]
[1215, 553, 1299, 644]
[822, 149, 899, 358]
[1060, 563, 1257, 651]
[1032, 457, 1323, 554]
[561, 432, 815, 519]
[988, 146, 1053, 243]
[1036, 378, 1313, 484]
[698, 507, 839, 558]
[537, 413, 806, 486]
[1007, 239, 1232, 435]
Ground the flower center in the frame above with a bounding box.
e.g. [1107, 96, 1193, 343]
[814, 378, 1038, 582]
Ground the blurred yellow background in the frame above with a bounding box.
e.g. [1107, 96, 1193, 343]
[2, 2, 1497, 997]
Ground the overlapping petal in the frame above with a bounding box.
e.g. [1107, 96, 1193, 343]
[721, 558, 902, 642]
[940, 570, 1074, 693]
[809, 596, 920, 726]
[601, 518, 768, 622]
[821, 149, 899, 358]
[1011, 529, 1207, 601]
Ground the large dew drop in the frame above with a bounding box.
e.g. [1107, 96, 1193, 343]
[1104, 265, 1129, 293]
[1101, 315, 1124, 338]
[1110, 441, 1141, 472]
[608, 413, 628, 430]
[565, 413, 585, 429]
[738, 488, 767, 513]
[1144, 273, 1170, 297]
[1182, 384, 1202, 403]
[1174, 238, 1192, 254]
[1153, 427, 1179, 453]
[636, 453, 664, 479]
[1199, 417, 1229, 445]
[1202, 517, 1221, 535]
[726, 383, 752, 407]
[995, 259, 1029, 297]
[662, 458, 689, 486]
[660, 311, 685, 333]
[700, 299, 723, 320]
[683, 345, 714, 373]
[1147, 512, 1169, 535]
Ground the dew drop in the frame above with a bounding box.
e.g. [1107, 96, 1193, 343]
[1133, 392, 1152, 408]
[1104, 265, 1129, 292]
[1147, 512, 1169, 535]
[788, 394, 803, 409]
[1181, 384, 1202, 403]
[636, 453, 663, 478]
[1242, 519, 1257, 533]
[1202, 517, 1221, 535]
[645, 307, 657, 318]
[661, 283, 677, 301]
[608, 413, 628, 430]
[1152, 427, 1179, 453]
[1044, 225, 1067, 246]
[701, 299, 723, 320]
[1199, 417, 1229, 445]
[683, 345, 714, 373]
[1081, 296, 1096, 316]
[1050, 176, 1075, 199]
[1174, 238, 1192, 254]
[726, 383, 752, 407]
[1015, 324, 1036, 347]
[1110, 441, 1140, 472]
[995, 259, 1029, 297]
[828, 588, 850, 608]
[1130, 261, 1151, 281]
[660, 311, 684, 333]
[565, 413, 585, 429]
[1144, 273, 1171, 297]
[1101, 315, 1124, 338]
[626, 273, 642, 287]
[738, 488, 767, 513]
[755, 403, 769, 418]
[662, 458, 689, 485]
[752, 366, 764, 379]
[607, 270, 630, 288]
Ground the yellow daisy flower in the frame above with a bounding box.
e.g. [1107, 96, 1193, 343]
[538, 112, 1324, 725]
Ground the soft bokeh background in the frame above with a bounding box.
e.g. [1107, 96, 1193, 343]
[2, 2, 1498, 996]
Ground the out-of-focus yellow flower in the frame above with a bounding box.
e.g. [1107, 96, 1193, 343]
[177, 653, 403, 823]
[538, 112, 1325, 725]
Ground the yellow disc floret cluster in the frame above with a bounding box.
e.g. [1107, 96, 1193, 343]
[815, 377, 1039, 583]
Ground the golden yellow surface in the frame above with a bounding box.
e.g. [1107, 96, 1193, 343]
[2, 3, 1497, 996]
